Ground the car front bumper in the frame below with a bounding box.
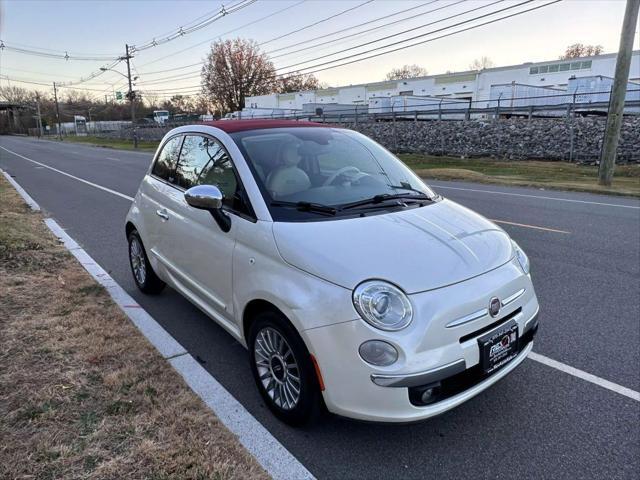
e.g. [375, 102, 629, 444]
[302, 259, 539, 423]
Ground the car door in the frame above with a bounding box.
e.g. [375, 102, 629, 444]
[137, 134, 184, 273]
[155, 134, 252, 335]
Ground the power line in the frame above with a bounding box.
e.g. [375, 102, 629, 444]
[276, 0, 505, 72]
[121, 0, 561, 95]
[275, 0, 563, 78]
[131, 0, 257, 52]
[0, 40, 119, 61]
[266, 0, 439, 56]
[259, 0, 375, 46]
[136, 0, 307, 68]
[268, 0, 463, 60]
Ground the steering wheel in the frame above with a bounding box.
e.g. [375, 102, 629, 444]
[323, 166, 362, 186]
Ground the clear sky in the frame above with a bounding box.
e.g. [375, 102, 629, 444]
[1, 0, 638, 101]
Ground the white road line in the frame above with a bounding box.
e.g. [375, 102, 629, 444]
[106, 156, 122, 162]
[0, 145, 134, 202]
[528, 352, 639, 402]
[431, 184, 640, 210]
[490, 218, 570, 234]
[2, 167, 315, 480]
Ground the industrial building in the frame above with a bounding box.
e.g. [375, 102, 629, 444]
[242, 50, 640, 117]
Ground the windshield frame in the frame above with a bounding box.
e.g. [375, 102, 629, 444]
[230, 126, 438, 222]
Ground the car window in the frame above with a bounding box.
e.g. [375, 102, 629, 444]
[151, 135, 183, 182]
[174, 135, 221, 189]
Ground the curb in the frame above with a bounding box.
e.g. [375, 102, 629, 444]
[1, 168, 315, 480]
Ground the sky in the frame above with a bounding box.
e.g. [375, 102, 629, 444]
[0, 0, 638, 102]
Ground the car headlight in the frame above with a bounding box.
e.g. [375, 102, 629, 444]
[512, 241, 530, 274]
[352, 280, 413, 331]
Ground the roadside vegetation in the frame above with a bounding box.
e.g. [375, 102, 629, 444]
[399, 154, 640, 197]
[0, 176, 268, 479]
[50, 135, 160, 152]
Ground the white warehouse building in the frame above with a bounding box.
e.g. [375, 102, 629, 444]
[245, 51, 640, 114]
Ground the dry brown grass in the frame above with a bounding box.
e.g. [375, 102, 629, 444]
[0, 176, 269, 479]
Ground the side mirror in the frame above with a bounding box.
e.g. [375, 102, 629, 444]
[184, 185, 231, 232]
[184, 185, 223, 210]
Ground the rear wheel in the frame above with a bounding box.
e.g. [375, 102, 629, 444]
[248, 311, 322, 425]
[128, 230, 165, 294]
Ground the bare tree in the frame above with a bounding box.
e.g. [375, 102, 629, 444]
[385, 64, 428, 80]
[277, 72, 321, 93]
[201, 38, 277, 114]
[144, 91, 161, 108]
[469, 56, 495, 70]
[0, 86, 33, 103]
[560, 43, 604, 59]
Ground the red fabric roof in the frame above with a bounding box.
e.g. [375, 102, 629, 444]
[200, 119, 327, 133]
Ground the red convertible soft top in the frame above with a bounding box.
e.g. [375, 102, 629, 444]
[201, 119, 327, 133]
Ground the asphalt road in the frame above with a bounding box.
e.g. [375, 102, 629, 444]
[2, 136, 639, 479]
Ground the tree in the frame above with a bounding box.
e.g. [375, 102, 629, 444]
[277, 72, 321, 93]
[560, 43, 604, 59]
[384, 64, 428, 80]
[469, 56, 495, 70]
[0, 86, 32, 104]
[201, 38, 277, 114]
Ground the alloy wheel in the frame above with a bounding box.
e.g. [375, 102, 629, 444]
[129, 237, 146, 285]
[254, 327, 301, 410]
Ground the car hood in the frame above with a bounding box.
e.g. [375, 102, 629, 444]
[272, 199, 513, 294]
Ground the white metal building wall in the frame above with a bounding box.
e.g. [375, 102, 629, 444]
[246, 51, 640, 110]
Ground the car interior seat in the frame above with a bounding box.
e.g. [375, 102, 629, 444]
[265, 143, 311, 198]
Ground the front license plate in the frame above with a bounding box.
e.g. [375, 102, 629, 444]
[478, 319, 519, 375]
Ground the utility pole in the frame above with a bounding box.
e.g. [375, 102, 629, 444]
[124, 43, 138, 148]
[598, 0, 640, 186]
[53, 82, 62, 141]
[35, 93, 43, 137]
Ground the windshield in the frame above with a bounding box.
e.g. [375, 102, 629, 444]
[231, 127, 435, 220]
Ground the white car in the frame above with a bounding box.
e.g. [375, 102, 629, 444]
[125, 120, 539, 425]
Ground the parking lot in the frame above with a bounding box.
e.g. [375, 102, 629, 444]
[1, 135, 638, 479]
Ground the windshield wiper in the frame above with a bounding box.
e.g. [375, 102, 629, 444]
[270, 201, 337, 215]
[340, 192, 431, 211]
[387, 183, 430, 195]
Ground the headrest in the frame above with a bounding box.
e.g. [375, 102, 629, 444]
[280, 143, 301, 167]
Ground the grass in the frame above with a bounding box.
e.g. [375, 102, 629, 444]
[51, 135, 160, 152]
[0, 176, 268, 480]
[399, 154, 640, 197]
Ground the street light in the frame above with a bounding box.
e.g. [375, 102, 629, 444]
[99, 67, 138, 82]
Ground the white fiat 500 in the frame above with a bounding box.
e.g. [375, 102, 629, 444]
[125, 120, 539, 425]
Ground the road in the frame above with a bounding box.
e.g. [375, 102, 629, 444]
[2, 136, 639, 479]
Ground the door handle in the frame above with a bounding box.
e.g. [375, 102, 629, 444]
[156, 209, 169, 221]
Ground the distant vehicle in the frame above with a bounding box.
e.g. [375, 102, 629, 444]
[125, 119, 539, 425]
[153, 110, 170, 124]
[74, 115, 87, 136]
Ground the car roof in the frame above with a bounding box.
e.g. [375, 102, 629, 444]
[200, 119, 328, 133]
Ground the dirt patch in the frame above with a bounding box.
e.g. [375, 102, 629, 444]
[0, 176, 269, 479]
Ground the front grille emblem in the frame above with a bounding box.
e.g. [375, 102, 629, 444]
[489, 297, 501, 317]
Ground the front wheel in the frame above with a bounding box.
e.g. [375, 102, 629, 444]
[248, 312, 323, 425]
[128, 230, 165, 294]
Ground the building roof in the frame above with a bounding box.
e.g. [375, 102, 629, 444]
[202, 119, 326, 133]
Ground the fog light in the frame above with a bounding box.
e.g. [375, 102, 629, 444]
[359, 340, 398, 366]
[409, 382, 442, 406]
[421, 388, 437, 404]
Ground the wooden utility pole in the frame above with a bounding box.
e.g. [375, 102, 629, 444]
[598, 0, 639, 185]
[53, 82, 62, 140]
[35, 93, 43, 137]
[124, 44, 138, 148]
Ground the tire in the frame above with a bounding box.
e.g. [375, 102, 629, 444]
[248, 311, 323, 426]
[127, 230, 165, 294]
